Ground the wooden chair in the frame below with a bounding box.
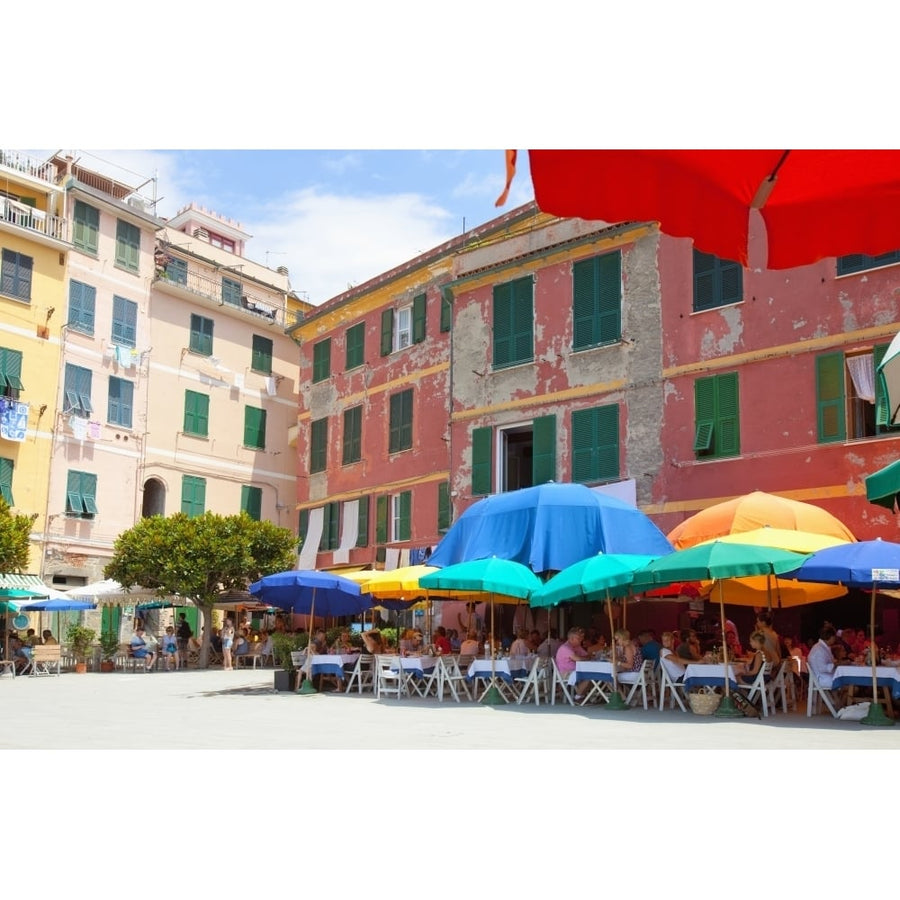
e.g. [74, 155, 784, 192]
[29, 645, 61, 677]
[1, 658, 16, 678]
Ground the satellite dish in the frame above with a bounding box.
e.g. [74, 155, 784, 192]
[12, 613, 29, 630]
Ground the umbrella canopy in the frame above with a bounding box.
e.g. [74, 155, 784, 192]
[530, 553, 659, 608]
[876, 332, 900, 428]
[667, 490, 856, 550]
[865, 458, 900, 511]
[248, 569, 373, 617]
[517, 149, 900, 269]
[428, 482, 673, 574]
[419, 558, 543, 601]
[19, 598, 96, 612]
[64, 579, 159, 603]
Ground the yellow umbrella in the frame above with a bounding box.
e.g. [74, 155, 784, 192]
[698, 527, 852, 607]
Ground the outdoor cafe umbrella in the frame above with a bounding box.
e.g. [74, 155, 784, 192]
[876, 330, 900, 427]
[789, 539, 900, 727]
[865, 458, 900, 512]
[419, 558, 543, 704]
[500, 149, 900, 269]
[428, 481, 673, 574]
[531, 553, 659, 708]
[633, 542, 809, 717]
[20, 596, 97, 644]
[248, 569, 373, 694]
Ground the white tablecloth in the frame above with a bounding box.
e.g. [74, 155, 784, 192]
[683, 663, 740, 690]
[568, 660, 615, 686]
[309, 654, 357, 677]
[399, 656, 436, 677]
[832, 664, 900, 691]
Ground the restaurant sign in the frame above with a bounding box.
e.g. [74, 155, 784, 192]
[871, 568, 900, 582]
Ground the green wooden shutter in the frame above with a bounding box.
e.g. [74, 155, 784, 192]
[181, 475, 206, 517]
[0, 457, 14, 505]
[694, 377, 716, 451]
[68, 280, 96, 334]
[572, 252, 621, 350]
[492, 282, 513, 367]
[73, 201, 99, 253]
[597, 252, 622, 344]
[596, 404, 620, 480]
[310, 418, 327, 472]
[1, 347, 24, 392]
[397, 490, 411, 541]
[571, 409, 594, 483]
[716, 372, 740, 456]
[313, 338, 331, 383]
[438, 482, 451, 532]
[375, 495, 388, 543]
[251, 335, 273, 374]
[412, 293, 426, 343]
[184, 390, 209, 437]
[380, 308, 394, 356]
[440, 289, 452, 332]
[321, 501, 339, 550]
[112, 295, 137, 347]
[572, 258, 596, 350]
[472, 426, 493, 496]
[221, 276, 242, 306]
[512, 277, 534, 364]
[241, 485, 262, 520]
[873, 343, 897, 430]
[816, 353, 846, 443]
[243, 406, 267, 449]
[532, 415, 557, 485]
[299, 508, 309, 545]
[572, 406, 619, 482]
[345, 322, 365, 369]
[356, 495, 369, 547]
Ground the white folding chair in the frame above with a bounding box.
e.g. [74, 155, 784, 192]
[766, 659, 792, 714]
[806, 666, 839, 718]
[658, 656, 688, 712]
[436, 655, 472, 702]
[1, 659, 16, 678]
[345, 653, 375, 694]
[550, 659, 575, 706]
[620, 659, 654, 710]
[374, 655, 403, 699]
[515, 658, 550, 705]
[399, 658, 429, 698]
[738, 662, 770, 717]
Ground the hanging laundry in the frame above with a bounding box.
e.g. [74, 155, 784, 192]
[116, 345, 133, 368]
[88, 420, 102, 440]
[233, 373, 245, 390]
[69, 416, 87, 441]
[0, 400, 28, 442]
[265, 376, 276, 396]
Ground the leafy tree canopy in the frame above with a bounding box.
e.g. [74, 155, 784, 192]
[0, 498, 38, 573]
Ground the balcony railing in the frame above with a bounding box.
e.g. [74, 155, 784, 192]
[0, 196, 67, 241]
[0, 150, 59, 185]
[154, 261, 287, 326]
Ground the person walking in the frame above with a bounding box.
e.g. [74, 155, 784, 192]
[176, 613, 193, 669]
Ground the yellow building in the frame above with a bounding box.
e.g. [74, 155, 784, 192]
[0, 151, 69, 572]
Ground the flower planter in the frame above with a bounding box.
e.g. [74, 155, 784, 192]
[74, 662, 88, 674]
[273, 669, 298, 692]
[100, 660, 115, 673]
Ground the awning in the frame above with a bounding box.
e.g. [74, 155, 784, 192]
[0, 573, 50, 594]
[865, 459, 900, 511]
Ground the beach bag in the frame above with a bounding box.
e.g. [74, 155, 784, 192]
[731, 690, 761, 718]
[836, 701, 869, 721]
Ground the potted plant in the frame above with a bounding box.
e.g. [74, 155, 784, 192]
[271, 632, 303, 692]
[67, 623, 97, 674]
[98, 631, 120, 672]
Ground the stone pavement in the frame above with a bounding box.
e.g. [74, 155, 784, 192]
[0, 667, 896, 749]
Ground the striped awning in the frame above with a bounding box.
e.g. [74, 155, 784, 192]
[0, 573, 50, 594]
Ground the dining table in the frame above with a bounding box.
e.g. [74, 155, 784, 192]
[466, 656, 535, 701]
[682, 662, 742, 691]
[566, 659, 617, 705]
[831, 663, 900, 714]
[309, 653, 358, 678]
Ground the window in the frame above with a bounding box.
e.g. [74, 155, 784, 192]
[221, 276, 242, 307]
[472, 426, 493, 496]
[356, 495, 369, 547]
[310, 417, 328, 473]
[312, 338, 331, 383]
[345, 322, 365, 370]
[111, 295, 137, 348]
[183, 390, 209, 437]
[208, 232, 235, 253]
[694, 372, 740, 458]
[440, 289, 452, 333]
[380, 302, 424, 355]
[72, 201, 99, 254]
[396, 307, 412, 350]
[107, 376, 134, 428]
[251, 335, 273, 375]
[320, 501, 340, 551]
[342, 405, 362, 465]
[693, 250, 742, 312]
[115, 219, 140, 272]
[0, 347, 24, 398]
[837, 250, 900, 276]
[68, 280, 96, 335]
[181, 475, 206, 517]
[189, 313, 213, 356]
[64, 363, 92, 417]
[66, 470, 98, 518]
[243, 405, 267, 449]
[0, 457, 14, 505]
[389, 388, 413, 452]
[493, 275, 534, 369]
[1, 249, 33, 302]
[572, 404, 619, 483]
[165, 257, 188, 285]
[438, 482, 451, 533]
[391, 490, 411, 542]
[241, 485, 262, 521]
[573, 251, 622, 349]
[815, 345, 899, 443]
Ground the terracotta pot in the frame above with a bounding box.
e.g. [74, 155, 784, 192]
[74, 662, 88, 674]
[100, 660, 115, 673]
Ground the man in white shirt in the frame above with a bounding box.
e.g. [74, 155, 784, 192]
[807, 625, 838, 688]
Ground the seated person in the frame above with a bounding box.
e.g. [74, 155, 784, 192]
[637, 630, 661, 663]
[448, 629, 461, 652]
[432, 626, 452, 656]
[459, 631, 480, 657]
[160, 626, 179, 671]
[129, 627, 157, 669]
[807, 624, 838, 689]
[362, 629, 386, 655]
[25, 628, 41, 648]
[11, 636, 32, 673]
[676, 629, 703, 662]
[537, 629, 562, 659]
[232, 629, 251, 662]
[258, 630, 273, 660]
[737, 631, 772, 684]
[508, 628, 531, 657]
[331, 630, 354, 654]
[311, 629, 328, 654]
[613, 628, 643, 672]
[556, 626, 591, 701]
[41, 630, 58, 645]
[724, 628, 743, 660]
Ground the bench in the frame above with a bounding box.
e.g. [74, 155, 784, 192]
[30, 644, 61, 677]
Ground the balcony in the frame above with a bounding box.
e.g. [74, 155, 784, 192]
[154, 260, 288, 327]
[0, 196, 67, 242]
[0, 150, 59, 186]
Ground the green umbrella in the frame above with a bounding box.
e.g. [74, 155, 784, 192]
[420, 558, 543, 705]
[530, 553, 659, 708]
[633, 542, 809, 717]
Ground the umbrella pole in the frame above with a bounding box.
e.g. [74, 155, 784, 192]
[714, 580, 742, 718]
[861, 582, 894, 726]
[481, 594, 506, 705]
[298, 591, 318, 695]
[605, 591, 628, 711]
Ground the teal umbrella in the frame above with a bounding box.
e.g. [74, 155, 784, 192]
[420, 558, 543, 704]
[530, 553, 659, 706]
[634, 542, 809, 716]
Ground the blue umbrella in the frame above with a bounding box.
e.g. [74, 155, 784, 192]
[790, 538, 900, 727]
[428, 482, 673, 573]
[19, 598, 96, 612]
[249, 569, 374, 694]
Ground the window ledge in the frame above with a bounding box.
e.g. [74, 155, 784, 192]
[690, 299, 744, 316]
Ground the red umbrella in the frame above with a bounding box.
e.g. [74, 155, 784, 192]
[497, 149, 900, 269]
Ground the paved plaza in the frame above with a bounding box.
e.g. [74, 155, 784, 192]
[1, 667, 897, 750]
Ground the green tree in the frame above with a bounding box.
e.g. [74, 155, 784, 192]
[104, 512, 297, 667]
[0, 498, 38, 573]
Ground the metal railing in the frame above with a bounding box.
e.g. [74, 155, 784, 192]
[0, 196, 66, 241]
[0, 150, 59, 185]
